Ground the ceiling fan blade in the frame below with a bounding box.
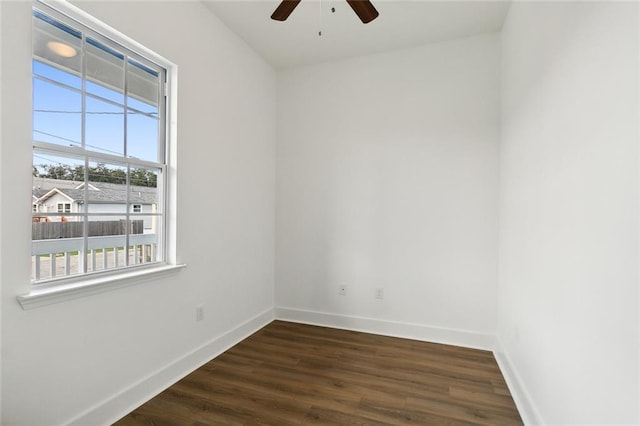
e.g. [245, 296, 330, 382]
[271, 0, 302, 21]
[346, 0, 379, 24]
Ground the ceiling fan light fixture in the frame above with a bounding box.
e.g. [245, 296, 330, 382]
[46, 40, 77, 58]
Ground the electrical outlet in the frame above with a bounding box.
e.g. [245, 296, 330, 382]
[375, 287, 384, 299]
[339, 285, 347, 296]
[196, 305, 204, 322]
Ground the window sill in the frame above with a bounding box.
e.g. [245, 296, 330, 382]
[17, 264, 186, 310]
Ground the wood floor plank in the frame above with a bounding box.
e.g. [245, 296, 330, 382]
[115, 321, 522, 425]
[303, 406, 390, 425]
[355, 397, 476, 426]
[449, 386, 520, 411]
[406, 396, 522, 426]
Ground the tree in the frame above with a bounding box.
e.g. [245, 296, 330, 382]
[35, 163, 157, 187]
[130, 168, 157, 187]
[70, 165, 85, 181]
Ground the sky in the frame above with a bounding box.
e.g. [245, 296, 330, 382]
[33, 60, 160, 166]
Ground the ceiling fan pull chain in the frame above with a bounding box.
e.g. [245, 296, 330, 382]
[318, 0, 323, 36]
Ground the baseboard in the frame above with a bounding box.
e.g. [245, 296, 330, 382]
[275, 307, 494, 351]
[65, 307, 275, 426]
[493, 337, 544, 425]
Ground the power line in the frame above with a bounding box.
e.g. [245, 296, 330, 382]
[34, 130, 80, 146]
[34, 129, 126, 156]
[34, 109, 158, 116]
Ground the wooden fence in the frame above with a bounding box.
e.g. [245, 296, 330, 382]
[32, 220, 144, 240]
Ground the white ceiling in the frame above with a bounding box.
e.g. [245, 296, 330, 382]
[203, 0, 511, 70]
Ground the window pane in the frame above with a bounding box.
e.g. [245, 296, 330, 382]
[130, 166, 158, 188]
[127, 59, 159, 111]
[33, 10, 81, 84]
[86, 160, 127, 211]
[86, 96, 124, 156]
[128, 97, 157, 115]
[130, 167, 160, 229]
[33, 78, 81, 146]
[129, 216, 161, 264]
[32, 153, 85, 213]
[129, 190, 157, 214]
[127, 110, 158, 161]
[87, 215, 129, 270]
[31, 245, 84, 280]
[33, 61, 81, 89]
[86, 38, 124, 104]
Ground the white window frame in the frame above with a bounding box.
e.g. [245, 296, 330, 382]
[18, 0, 182, 310]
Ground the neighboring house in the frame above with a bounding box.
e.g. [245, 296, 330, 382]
[32, 177, 157, 231]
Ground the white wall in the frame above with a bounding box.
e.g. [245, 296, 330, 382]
[498, 2, 639, 424]
[276, 34, 500, 347]
[0, 2, 276, 425]
[0, 2, 3, 422]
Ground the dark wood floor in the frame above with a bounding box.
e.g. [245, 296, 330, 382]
[115, 320, 522, 425]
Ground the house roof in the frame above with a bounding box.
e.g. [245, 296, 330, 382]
[33, 177, 157, 205]
[37, 187, 76, 203]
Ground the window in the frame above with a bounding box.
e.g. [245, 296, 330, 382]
[30, 2, 172, 285]
[57, 203, 71, 213]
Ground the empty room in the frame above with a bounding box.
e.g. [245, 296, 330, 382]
[0, 0, 638, 425]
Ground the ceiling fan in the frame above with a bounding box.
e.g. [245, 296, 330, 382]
[271, 0, 379, 24]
